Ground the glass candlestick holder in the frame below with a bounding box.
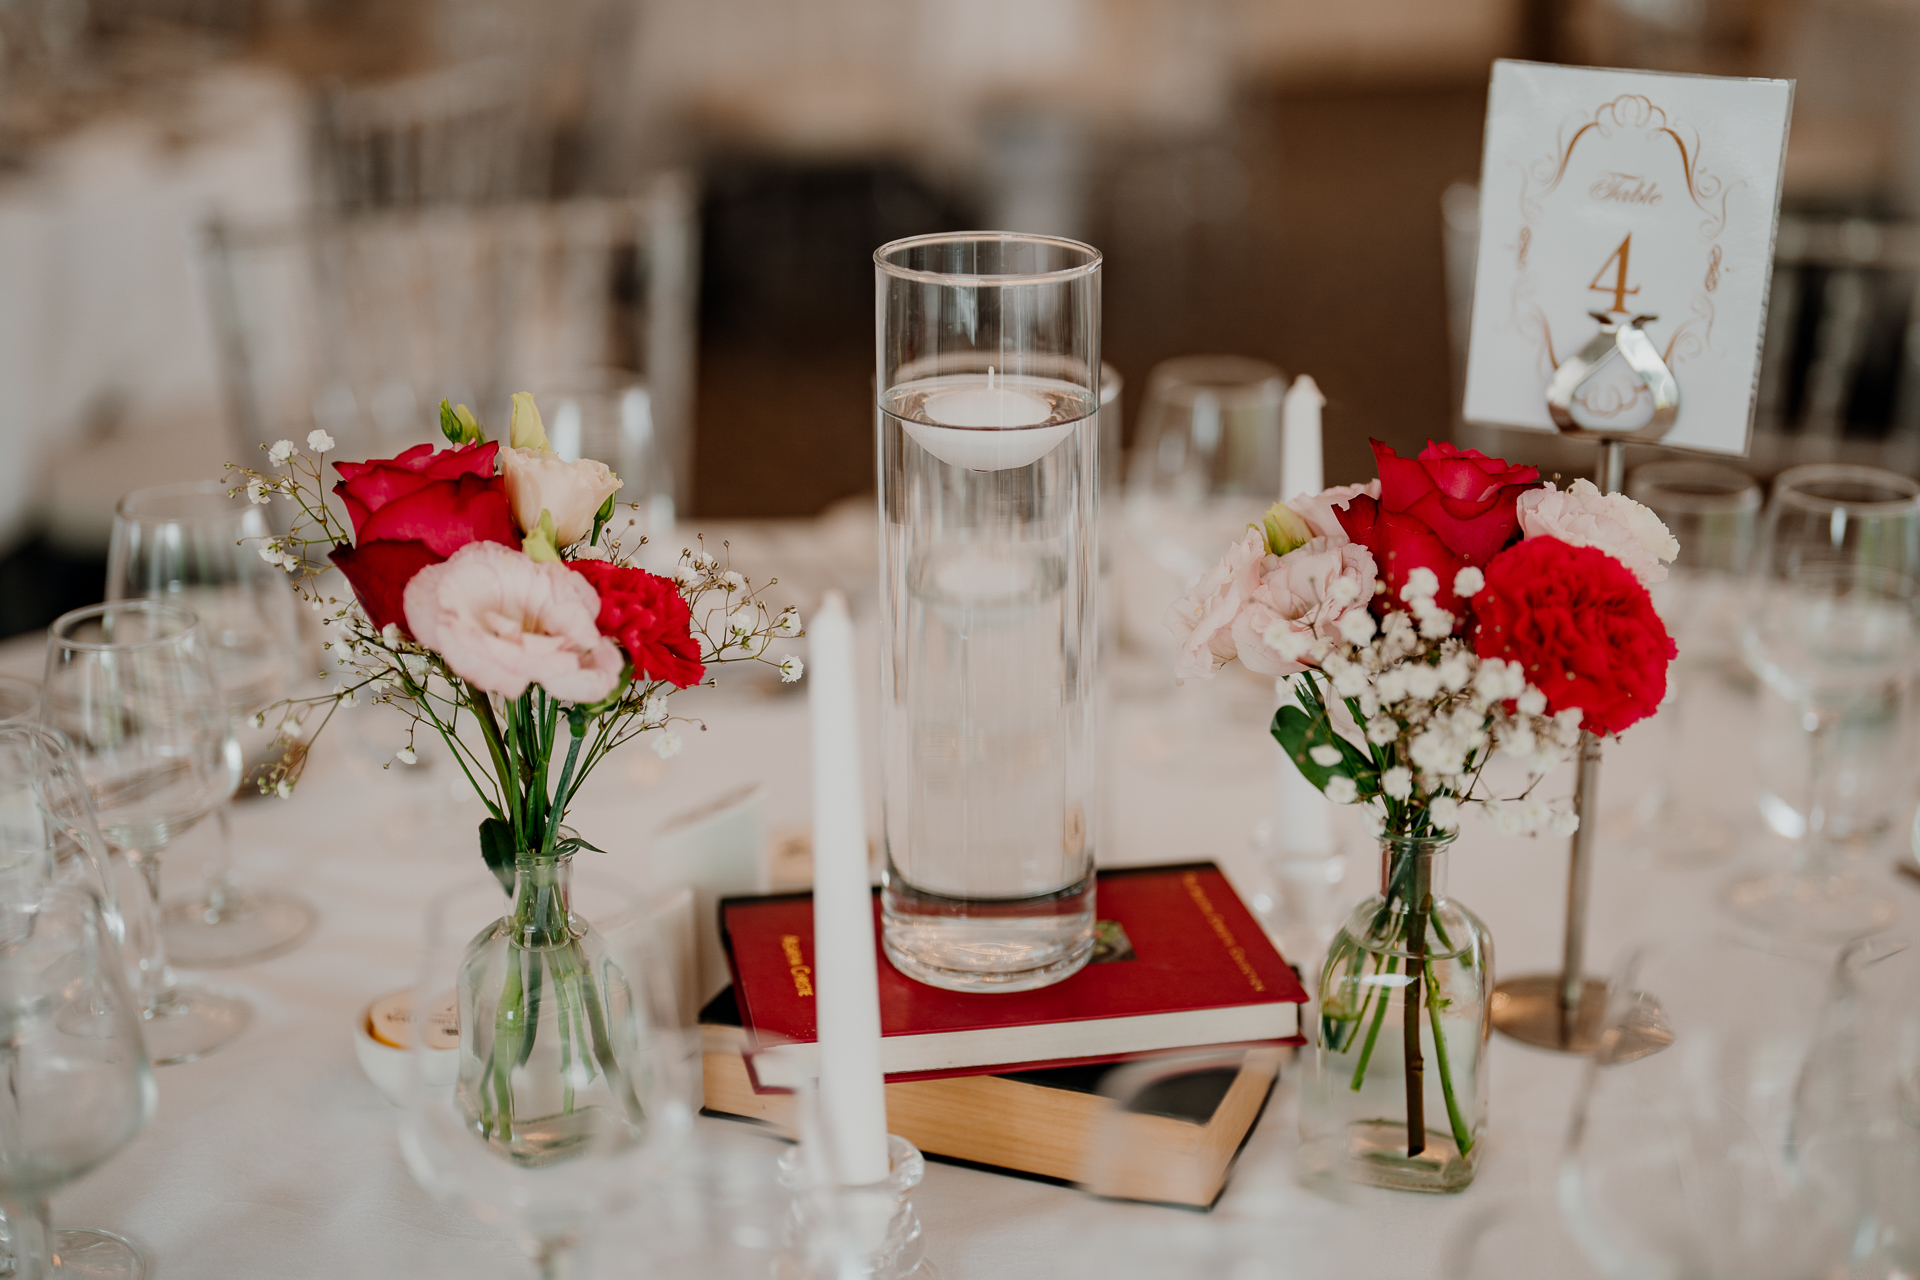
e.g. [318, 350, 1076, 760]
[874, 231, 1102, 993]
[777, 1133, 934, 1279]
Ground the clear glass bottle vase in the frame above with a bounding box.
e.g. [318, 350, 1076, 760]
[1301, 832, 1491, 1193]
[453, 853, 645, 1166]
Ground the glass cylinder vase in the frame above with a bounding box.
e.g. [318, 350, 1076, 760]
[874, 232, 1101, 993]
[453, 853, 646, 1164]
[1300, 832, 1491, 1193]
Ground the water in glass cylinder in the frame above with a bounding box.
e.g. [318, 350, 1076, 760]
[879, 373, 1098, 992]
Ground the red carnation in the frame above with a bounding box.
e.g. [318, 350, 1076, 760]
[1472, 536, 1676, 736]
[569, 560, 705, 689]
[328, 442, 517, 633]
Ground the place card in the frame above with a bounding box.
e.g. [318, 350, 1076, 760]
[1463, 60, 1794, 456]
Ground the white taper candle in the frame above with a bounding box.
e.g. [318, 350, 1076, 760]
[807, 590, 893, 1186]
[1281, 375, 1326, 501]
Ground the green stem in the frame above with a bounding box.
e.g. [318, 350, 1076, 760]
[1426, 965, 1474, 1155]
[1350, 953, 1399, 1092]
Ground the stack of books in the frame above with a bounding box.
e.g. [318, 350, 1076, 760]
[702, 861, 1309, 1208]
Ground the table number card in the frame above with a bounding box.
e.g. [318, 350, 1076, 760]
[1463, 60, 1793, 456]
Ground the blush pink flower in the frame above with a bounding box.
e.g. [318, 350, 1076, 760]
[1232, 538, 1379, 676]
[1288, 480, 1380, 541]
[1165, 526, 1274, 680]
[403, 542, 624, 703]
[1516, 479, 1677, 586]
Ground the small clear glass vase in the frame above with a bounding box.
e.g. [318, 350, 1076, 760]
[453, 853, 645, 1167]
[1300, 832, 1491, 1193]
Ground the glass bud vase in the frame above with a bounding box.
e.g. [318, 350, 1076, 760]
[453, 853, 644, 1166]
[1300, 832, 1491, 1193]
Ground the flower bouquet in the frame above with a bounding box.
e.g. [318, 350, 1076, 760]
[1169, 438, 1677, 1191]
[231, 396, 799, 1157]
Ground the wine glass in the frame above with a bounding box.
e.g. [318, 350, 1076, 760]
[398, 870, 692, 1279]
[1733, 464, 1920, 940]
[1118, 356, 1286, 772]
[108, 479, 316, 967]
[0, 676, 36, 726]
[1620, 461, 1761, 862]
[0, 883, 157, 1280]
[1560, 933, 1852, 1280]
[41, 602, 251, 1065]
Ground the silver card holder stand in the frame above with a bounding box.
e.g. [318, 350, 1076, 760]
[1489, 313, 1676, 1060]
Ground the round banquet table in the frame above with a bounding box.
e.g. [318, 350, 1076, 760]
[7, 518, 1914, 1280]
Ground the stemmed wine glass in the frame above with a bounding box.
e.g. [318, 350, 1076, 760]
[40, 601, 250, 1064]
[398, 870, 692, 1280]
[1734, 464, 1920, 940]
[1560, 934, 1850, 1280]
[108, 479, 316, 966]
[1620, 461, 1761, 862]
[0, 883, 156, 1280]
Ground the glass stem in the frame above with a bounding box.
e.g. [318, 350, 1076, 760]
[122, 848, 178, 1014]
[0, 1198, 51, 1280]
[201, 803, 242, 922]
[1797, 708, 1840, 880]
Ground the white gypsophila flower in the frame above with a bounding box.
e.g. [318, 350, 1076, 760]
[653, 730, 684, 759]
[727, 611, 753, 637]
[394, 747, 417, 765]
[1554, 707, 1584, 731]
[775, 609, 802, 637]
[1365, 715, 1398, 745]
[381, 623, 401, 646]
[1472, 658, 1512, 704]
[1337, 609, 1377, 645]
[1410, 729, 1466, 777]
[1308, 744, 1342, 767]
[1401, 567, 1439, 602]
[1517, 686, 1547, 716]
[268, 439, 295, 464]
[1518, 798, 1552, 833]
[1404, 664, 1442, 701]
[1429, 795, 1461, 829]
[246, 479, 269, 505]
[1549, 809, 1580, 837]
[673, 565, 699, 588]
[1375, 666, 1409, 703]
[1324, 775, 1359, 804]
[276, 779, 292, 798]
[1330, 663, 1369, 698]
[780, 656, 804, 683]
[1501, 722, 1536, 759]
[402, 654, 429, 681]
[1453, 566, 1485, 598]
[1418, 608, 1455, 640]
[1329, 574, 1362, 606]
[1356, 688, 1381, 718]
[693, 551, 717, 571]
[721, 571, 746, 592]
[1437, 652, 1472, 691]
[249, 712, 266, 729]
[307, 429, 335, 453]
[1382, 766, 1413, 800]
[258, 543, 281, 566]
[1268, 624, 1314, 661]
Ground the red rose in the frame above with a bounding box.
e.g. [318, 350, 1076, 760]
[328, 442, 517, 633]
[1472, 536, 1676, 736]
[1335, 493, 1470, 615]
[1373, 439, 1540, 565]
[569, 560, 706, 689]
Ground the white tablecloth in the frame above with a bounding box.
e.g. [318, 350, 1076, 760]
[5, 524, 1912, 1280]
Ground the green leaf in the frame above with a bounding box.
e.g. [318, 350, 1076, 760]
[479, 817, 517, 892]
[590, 492, 616, 547]
[1271, 696, 1376, 794]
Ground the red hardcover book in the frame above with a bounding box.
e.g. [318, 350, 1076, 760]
[720, 861, 1309, 1086]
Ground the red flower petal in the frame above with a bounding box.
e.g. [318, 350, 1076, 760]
[329, 539, 443, 634]
[356, 475, 517, 559]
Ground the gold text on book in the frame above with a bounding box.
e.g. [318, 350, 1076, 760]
[1182, 873, 1266, 993]
[781, 934, 814, 997]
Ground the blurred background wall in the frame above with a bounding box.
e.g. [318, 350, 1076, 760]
[1, 0, 1917, 635]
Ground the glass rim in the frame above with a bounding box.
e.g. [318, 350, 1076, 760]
[873, 231, 1102, 286]
[1626, 460, 1761, 515]
[48, 600, 203, 652]
[115, 479, 247, 525]
[1770, 463, 1920, 517]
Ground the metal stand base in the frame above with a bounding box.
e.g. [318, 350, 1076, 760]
[1491, 974, 1670, 1061]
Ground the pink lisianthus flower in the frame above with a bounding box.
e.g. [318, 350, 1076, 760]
[1233, 538, 1379, 676]
[1288, 480, 1380, 542]
[1516, 479, 1678, 586]
[403, 541, 625, 703]
[1165, 527, 1274, 680]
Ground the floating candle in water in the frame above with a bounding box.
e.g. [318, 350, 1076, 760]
[898, 368, 1078, 472]
[920, 368, 1054, 428]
